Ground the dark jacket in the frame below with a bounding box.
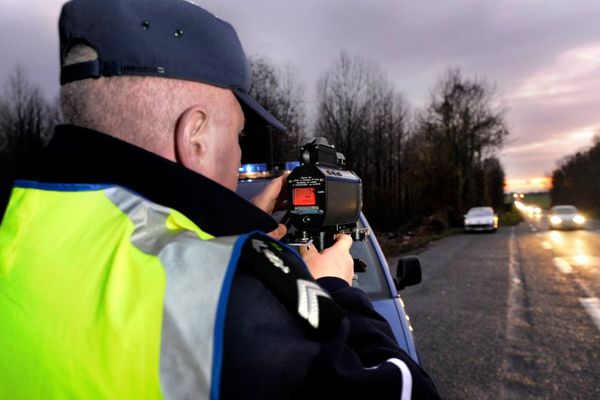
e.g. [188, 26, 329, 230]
[1, 125, 440, 399]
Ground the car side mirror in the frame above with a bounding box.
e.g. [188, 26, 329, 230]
[393, 256, 422, 291]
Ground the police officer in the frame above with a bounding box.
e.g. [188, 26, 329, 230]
[0, 0, 440, 398]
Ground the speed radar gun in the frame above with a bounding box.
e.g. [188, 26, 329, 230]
[286, 138, 369, 272]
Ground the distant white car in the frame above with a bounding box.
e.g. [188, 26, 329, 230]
[549, 205, 585, 230]
[464, 207, 498, 233]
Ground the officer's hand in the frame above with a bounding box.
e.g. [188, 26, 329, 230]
[300, 234, 354, 285]
[266, 224, 287, 241]
[251, 175, 288, 215]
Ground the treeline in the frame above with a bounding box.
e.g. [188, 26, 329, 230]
[551, 136, 600, 217]
[247, 53, 509, 230]
[0, 67, 61, 205]
[0, 66, 61, 154]
[0, 53, 510, 231]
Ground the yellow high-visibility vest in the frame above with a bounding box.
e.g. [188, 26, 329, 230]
[0, 180, 249, 400]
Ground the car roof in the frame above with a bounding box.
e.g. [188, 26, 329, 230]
[467, 207, 494, 214]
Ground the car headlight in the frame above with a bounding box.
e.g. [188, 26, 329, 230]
[550, 215, 562, 225]
[573, 215, 585, 224]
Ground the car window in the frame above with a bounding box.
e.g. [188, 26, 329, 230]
[467, 207, 493, 216]
[350, 221, 389, 300]
[552, 206, 577, 214]
[282, 220, 390, 300]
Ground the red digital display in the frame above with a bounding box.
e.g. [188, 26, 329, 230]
[293, 187, 317, 206]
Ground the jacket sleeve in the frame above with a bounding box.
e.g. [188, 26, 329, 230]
[296, 276, 441, 400]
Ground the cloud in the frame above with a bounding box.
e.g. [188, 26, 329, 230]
[501, 125, 599, 178]
[503, 126, 598, 156]
[0, 1, 62, 99]
[500, 41, 600, 178]
[511, 43, 600, 102]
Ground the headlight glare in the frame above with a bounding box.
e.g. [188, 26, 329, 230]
[573, 215, 585, 224]
[550, 215, 562, 225]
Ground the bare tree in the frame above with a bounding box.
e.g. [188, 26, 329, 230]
[315, 52, 375, 165]
[315, 52, 410, 228]
[551, 134, 600, 217]
[242, 56, 307, 163]
[0, 65, 61, 159]
[482, 157, 505, 210]
[413, 68, 509, 222]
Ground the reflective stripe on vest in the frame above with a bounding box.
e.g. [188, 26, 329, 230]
[0, 182, 243, 399]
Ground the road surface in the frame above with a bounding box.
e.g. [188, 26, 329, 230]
[390, 214, 600, 399]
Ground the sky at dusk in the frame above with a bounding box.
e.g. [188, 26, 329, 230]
[1, 0, 600, 192]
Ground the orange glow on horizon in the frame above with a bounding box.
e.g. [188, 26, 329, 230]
[505, 177, 552, 193]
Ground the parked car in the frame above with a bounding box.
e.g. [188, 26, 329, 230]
[549, 205, 586, 230]
[237, 168, 422, 363]
[464, 206, 498, 232]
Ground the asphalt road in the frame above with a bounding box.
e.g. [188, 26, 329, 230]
[390, 215, 600, 399]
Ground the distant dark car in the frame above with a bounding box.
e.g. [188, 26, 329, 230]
[549, 205, 586, 230]
[464, 207, 498, 232]
[237, 172, 422, 363]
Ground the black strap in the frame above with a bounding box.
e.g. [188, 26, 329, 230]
[61, 61, 167, 84]
[60, 60, 101, 84]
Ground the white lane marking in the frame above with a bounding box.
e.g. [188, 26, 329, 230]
[508, 227, 519, 290]
[553, 257, 573, 274]
[542, 241, 552, 250]
[501, 226, 525, 400]
[575, 278, 595, 299]
[506, 226, 521, 337]
[548, 251, 600, 333]
[578, 298, 600, 332]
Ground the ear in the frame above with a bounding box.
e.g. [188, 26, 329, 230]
[174, 105, 208, 170]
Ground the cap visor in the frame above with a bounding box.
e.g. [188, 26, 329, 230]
[233, 89, 287, 132]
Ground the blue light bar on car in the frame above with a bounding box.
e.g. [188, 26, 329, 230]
[284, 161, 300, 171]
[239, 163, 268, 174]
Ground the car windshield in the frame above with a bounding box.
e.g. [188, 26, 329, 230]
[467, 207, 493, 216]
[278, 215, 389, 300]
[553, 206, 577, 214]
[350, 217, 388, 300]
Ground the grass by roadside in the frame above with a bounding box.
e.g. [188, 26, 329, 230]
[521, 192, 551, 209]
[499, 203, 523, 226]
[378, 203, 523, 257]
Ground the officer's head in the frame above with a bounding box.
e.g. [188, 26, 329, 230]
[58, 0, 286, 191]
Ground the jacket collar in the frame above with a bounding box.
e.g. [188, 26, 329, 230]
[26, 125, 278, 237]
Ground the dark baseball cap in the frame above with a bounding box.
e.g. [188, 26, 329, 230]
[59, 0, 286, 132]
